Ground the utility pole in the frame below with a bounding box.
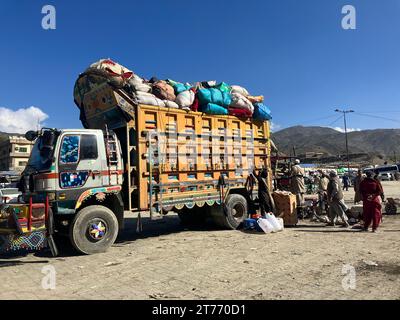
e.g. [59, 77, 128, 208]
[335, 109, 354, 175]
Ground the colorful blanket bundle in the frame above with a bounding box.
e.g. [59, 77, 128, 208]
[78, 58, 272, 121]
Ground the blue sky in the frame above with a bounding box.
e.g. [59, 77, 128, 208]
[0, 0, 399, 133]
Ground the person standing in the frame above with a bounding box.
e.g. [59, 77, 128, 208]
[342, 174, 350, 191]
[317, 170, 329, 214]
[247, 169, 273, 217]
[290, 159, 306, 207]
[353, 170, 364, 204]
[327, 171, 349, 227]
[360, 171, 384, 232]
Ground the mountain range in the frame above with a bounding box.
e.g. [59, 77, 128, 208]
[272, 126, 400, 164]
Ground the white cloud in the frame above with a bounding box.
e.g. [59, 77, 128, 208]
[332, 127, 361, 133]
[271, 122, 282, 132]
[0, 106, 49, 134]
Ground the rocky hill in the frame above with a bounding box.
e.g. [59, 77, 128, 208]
[272, 126, 400, 164]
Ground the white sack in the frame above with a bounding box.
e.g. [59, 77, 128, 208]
[129, 74, 152, 93]
[136, 92, 165, 107]
[163, 100, 179, 109]
[175, 90, 195, 108]
[230, 92, 254, 113]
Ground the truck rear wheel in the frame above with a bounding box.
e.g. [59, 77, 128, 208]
[211, 194, 248, 230]
[69, 205, 118, 255]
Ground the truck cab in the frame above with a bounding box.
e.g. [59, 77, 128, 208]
[17, 128, 125, 254]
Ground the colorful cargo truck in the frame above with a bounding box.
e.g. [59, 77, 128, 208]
[0, 64, 272, 255]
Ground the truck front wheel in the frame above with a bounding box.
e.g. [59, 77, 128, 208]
[70, 205, 119, 255]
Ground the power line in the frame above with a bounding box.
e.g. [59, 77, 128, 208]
[364, 110, 400, 114]
[285, 114, 339, 127]
[353, 112, 400, 124]
[326, 115, 344, 127]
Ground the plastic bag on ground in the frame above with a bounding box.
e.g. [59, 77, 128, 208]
[265, 213, 283, 232]
[276, 217, 284, 230]
[257, 218, 275, 234]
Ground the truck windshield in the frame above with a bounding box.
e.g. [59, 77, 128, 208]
[26, 132, 57, 172]
[0, 189, 19, 195]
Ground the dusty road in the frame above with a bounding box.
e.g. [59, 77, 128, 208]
[0, 181, 399, 300]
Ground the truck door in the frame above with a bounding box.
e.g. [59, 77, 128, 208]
[57, 134, 103, 194]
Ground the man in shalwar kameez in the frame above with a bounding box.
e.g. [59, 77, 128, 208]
[327, 171, 349, 227]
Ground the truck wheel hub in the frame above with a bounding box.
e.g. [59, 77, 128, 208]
[88, 220, 107, 241]
[232, 203, 245, 220]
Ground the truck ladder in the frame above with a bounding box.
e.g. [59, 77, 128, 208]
[104, 127, 120, 185]
[147, 131, 164, 220]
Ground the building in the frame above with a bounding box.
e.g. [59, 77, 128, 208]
[0, 135, 34, 173]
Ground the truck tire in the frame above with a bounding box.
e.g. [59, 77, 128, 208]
[211, 194, 248, 230]
[69, 205, 118, 255]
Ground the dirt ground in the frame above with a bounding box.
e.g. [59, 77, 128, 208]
[0, 181, 399, 300]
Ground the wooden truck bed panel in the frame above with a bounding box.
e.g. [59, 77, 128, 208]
[134, 104, 271, 211]
[77, 85, 272, 212]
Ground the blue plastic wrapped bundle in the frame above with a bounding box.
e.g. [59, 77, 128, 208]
[200, 103, 228, 115]
[197, 88, 232, 107]
[167, 79, 192, 95]
[253, 103, 272, 121]
[174, 82, 192, 95]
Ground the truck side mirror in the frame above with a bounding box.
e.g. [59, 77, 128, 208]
[25, 130, 39, 141]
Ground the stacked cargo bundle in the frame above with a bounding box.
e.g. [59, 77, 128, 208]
[74, 59, 272, 123]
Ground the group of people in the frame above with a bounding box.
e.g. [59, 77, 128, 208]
[247, 161, 386, 233]
[290, 161, 385, 232]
